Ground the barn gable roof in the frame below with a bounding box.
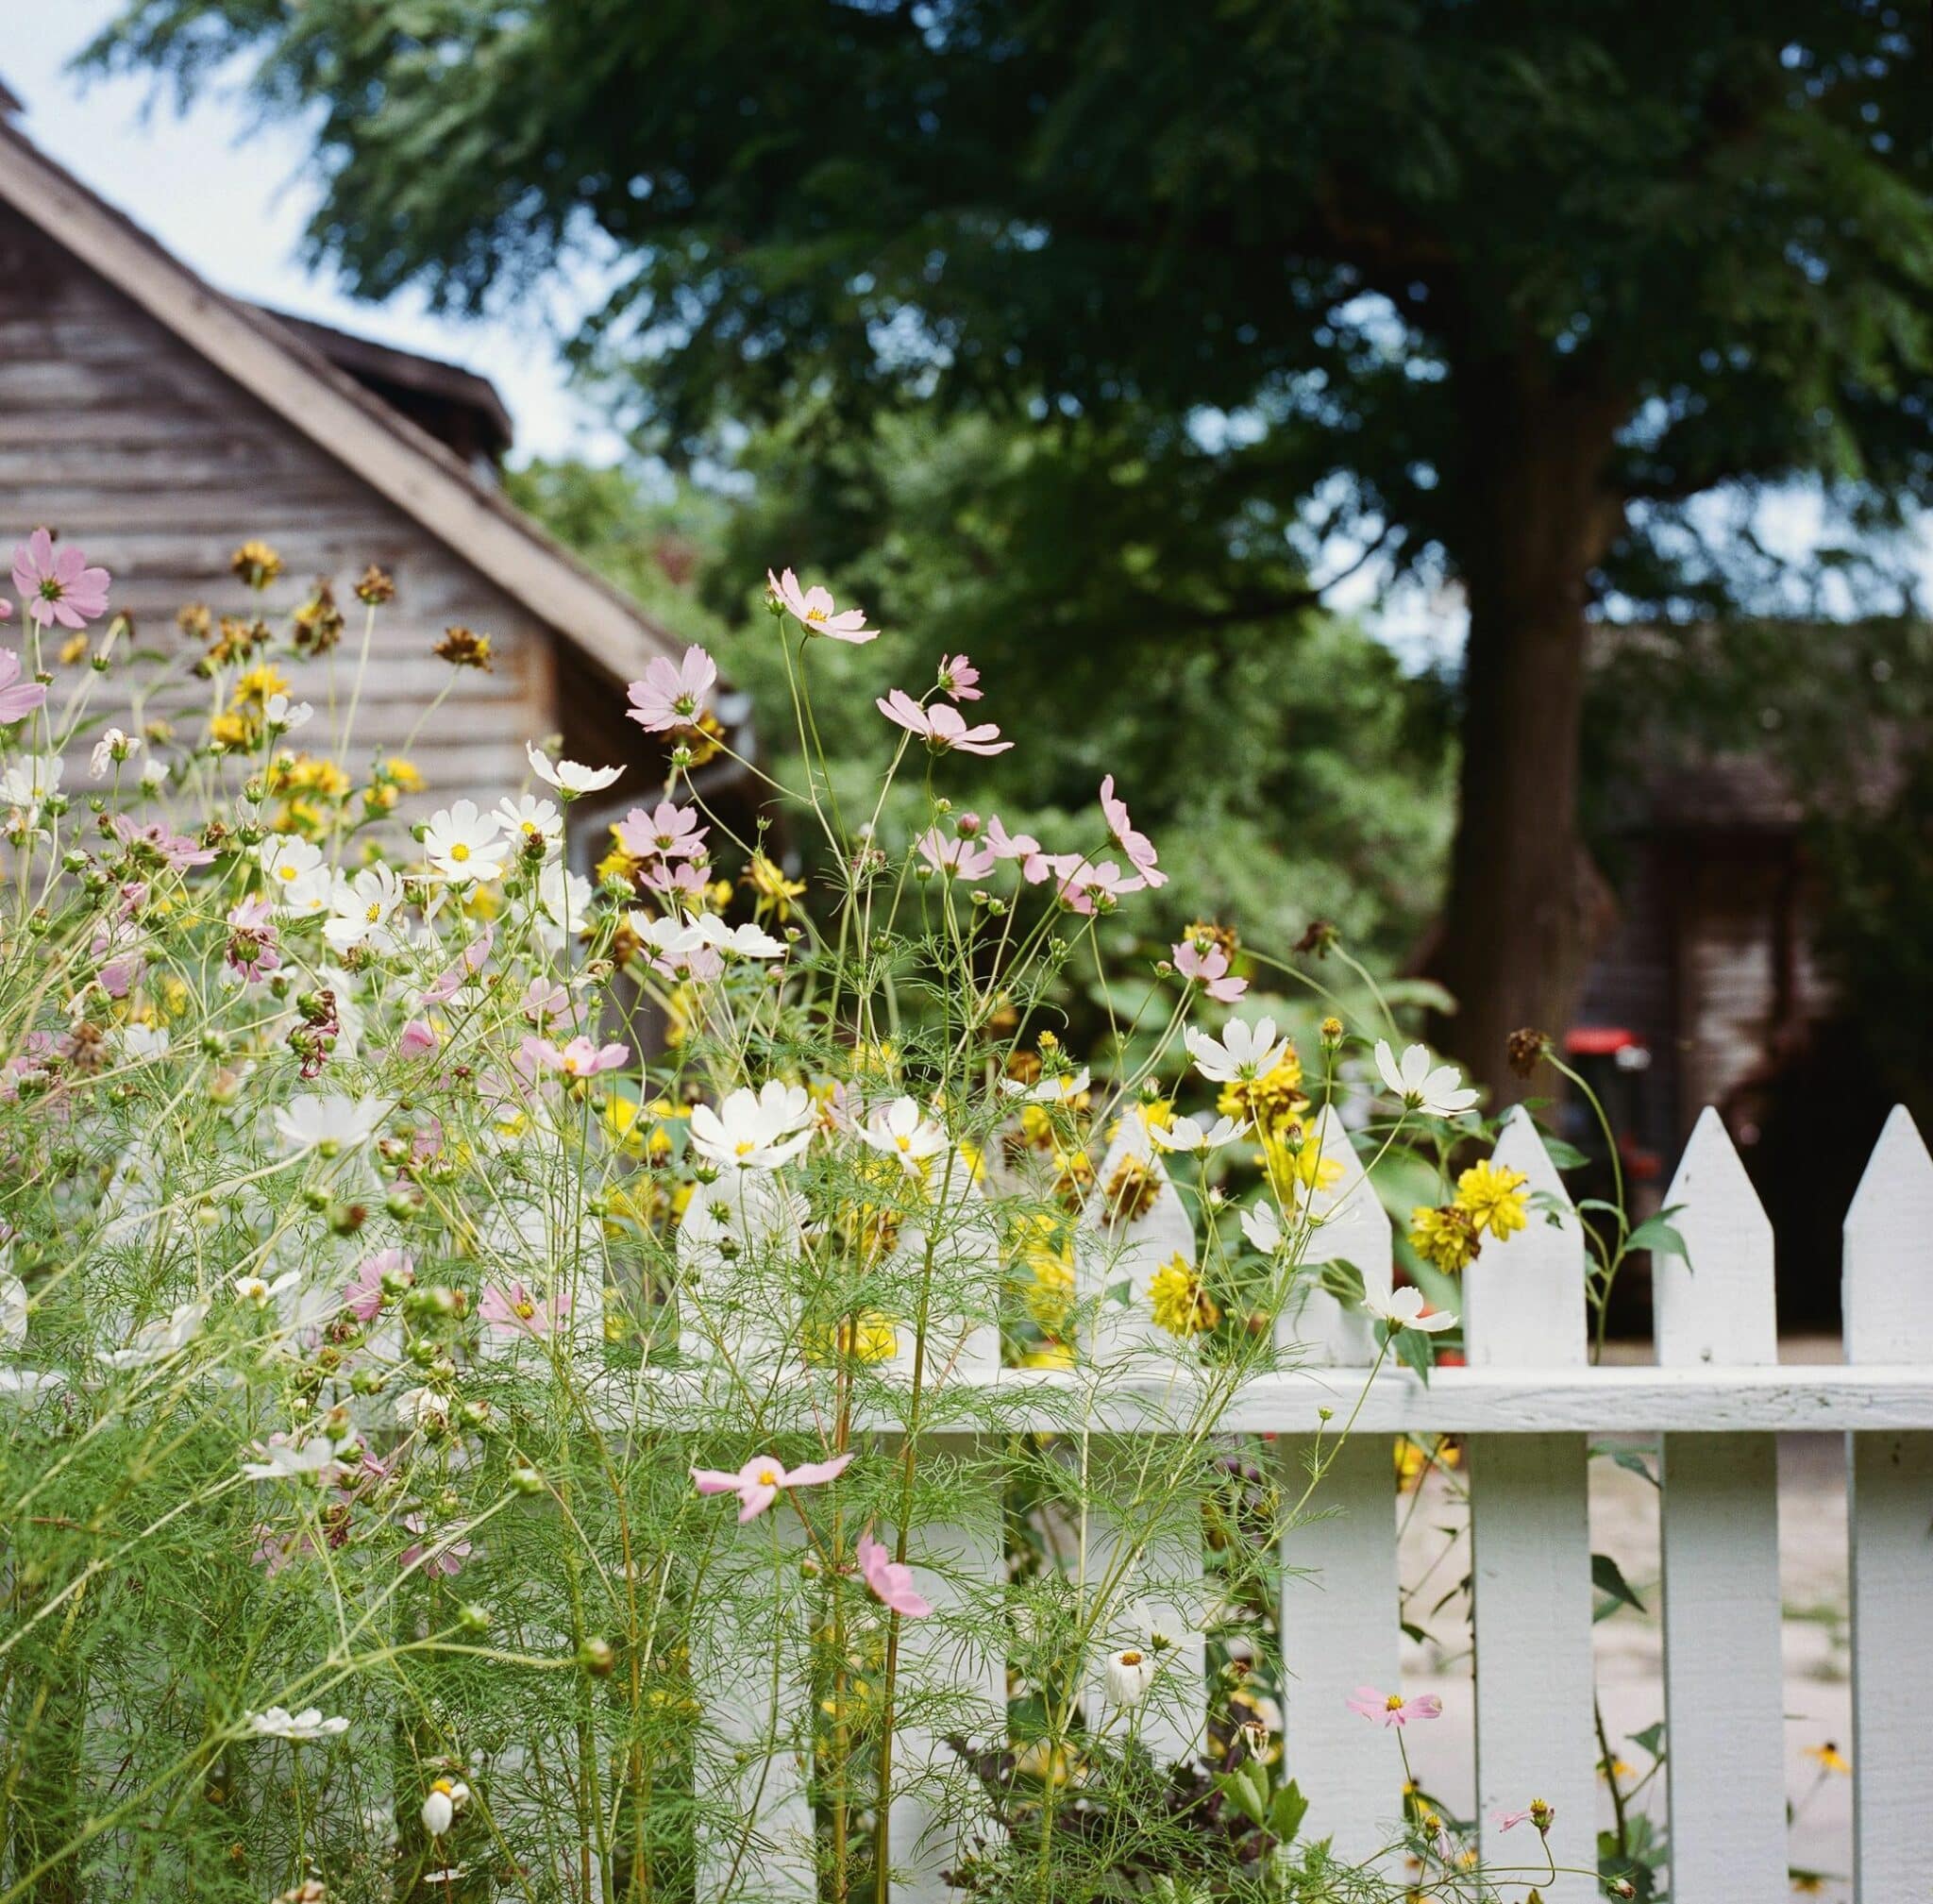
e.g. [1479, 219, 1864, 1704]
[0, 113, 680, 689]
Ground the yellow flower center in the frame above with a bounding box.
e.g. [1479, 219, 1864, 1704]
[276, 865, 297, 882]
[805, 607, 826, 623]
[757, 1465, 781, 1485]
[449, 842, 471, 863]
[735, 1139, 756, 1156]
[1386, 1693, 1404, 1710]
[1118, 1650, 1142, 1667]
[365, 901, 382, 921]
[895, 1134, 913, 1151]
[513, 1300, 535, 1320]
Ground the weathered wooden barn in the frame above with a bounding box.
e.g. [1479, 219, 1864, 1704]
[0, 92, 709, 834]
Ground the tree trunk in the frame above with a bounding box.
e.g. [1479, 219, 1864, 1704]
[1430, 367, 1625, 1104]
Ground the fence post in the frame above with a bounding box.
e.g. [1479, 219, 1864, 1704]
[1273, 1104, 1399, 1862]
[1843, 1104, 1933, 1903]
[1462, 1105, 1597, 1904]
[1654, 1107, 1787, 1900]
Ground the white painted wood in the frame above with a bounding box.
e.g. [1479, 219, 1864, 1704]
[1842, 1106, 1933, 1903]
[1277, 1104, 1390, 1367]
[884, 1446, 1005, 1903]
[1656, 1111, 1786, 1901]
[1078, 1113, 1197, 1365]
[1462, 1106, 1588, 1368]
[614, 1362, 1933, 1438]
[1655, 1107, 1778, 1367]
[1274, 1429, 1399, 1862]
[1464, 1109, 1596, 1902]
[692, 1515, 816, 1902]
[1843, 1104, 1933, 1364]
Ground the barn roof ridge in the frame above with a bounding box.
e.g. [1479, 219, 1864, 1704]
[0, 112, 682, 689]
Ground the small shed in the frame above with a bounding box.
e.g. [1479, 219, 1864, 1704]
[0, 94, 710, 824]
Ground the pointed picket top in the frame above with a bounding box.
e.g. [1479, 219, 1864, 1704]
[1462, 1104, 1588, 1369]
[1277, 1104, 1390, 1367]
[888, 1150, 1003, 1382]
[1844, 1104, 1933, 1367]
[1654, 1106, 1775, 1368]
[1078, 1108, 1196, 1360]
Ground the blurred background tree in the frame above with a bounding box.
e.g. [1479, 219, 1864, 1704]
[89, 0, 1933, 1092]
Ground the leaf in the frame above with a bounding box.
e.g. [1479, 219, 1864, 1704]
[1606, 1447, 1660, 1488]
[1539, 1136, 1590, 1169]
[1104, 1278, 1133, 1308]
[1626, 1217, 1689, 1262]
[1591, 1551, 1647, 1614]
[1400, 1619, 1431, 1645]
[1392, 1324, 1435, 1384]
[1216, 1761, 1269, 1827]
[1269, 1778, 1309, 1845]
[1316, 1258, 1365, 1306]
[1629, 1720, 1666, 1760]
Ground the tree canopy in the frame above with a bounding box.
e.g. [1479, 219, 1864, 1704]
[88, 0, 1933, 1085]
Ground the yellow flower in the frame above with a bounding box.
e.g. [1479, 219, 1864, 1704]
[1262, 1120, 1343, 1207]
[382, 757, 425, 792]
[231, 663, 291, 712]
[1018, 1342, 1075, 1371]
[230, 539, 284, 590]
[208, 711, 255, 749]
[1013, 1215, 1076, 1334]
[1408, 1204, 1481, 1273]
[1101, 1155, 1161, 1226]
[1454, 1159, 1529, 1240]
[1150, 1256, 1219, 1338]
[1802, 1740, 1850, 1776]
[59, 632, 89, 666]
[269, 752, 350, 800]
[744, 852, 807, 921]
[804, 1311, 899, 1365]
[1598, 1757, 1635, 1781]
[1394, 1434, 1460, 1492]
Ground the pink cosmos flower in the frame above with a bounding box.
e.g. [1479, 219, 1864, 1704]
[627, 644, 717, 733]
[1099, 776, 1167, 888]
[521, 976, 570, 1024]
[519, 1034, 630, 1079]
[421, 926, 494, 1005]
[1053, 857, 1146, 915]
[110, 816, 216, 871]
[691, 1451, 855, 1524]
[0, 648, 45, 725]
[11, 531, 110, 631]
[936, 653, 982, 701]
[856, 1530, 933, 1619]
[766, 567, 878, 644]
[1345, 1685, 1442, 1727]
[479, 1280, 572, 1340]
[915, 826, 997, 881]
[397, 1019, 440, 1058]
[876, 689, 1013, 756]
[1173, 938, 1248, 1003]
[1492, 1804, 1555, 1833]
[615, 800, 707, 861]
[638, 856, 707, 902]
[343, 1249, 412, 1323]
[400, 1513, 473, 1577]
[984, 816, 1055, 883]
[224, 895, 280, 983]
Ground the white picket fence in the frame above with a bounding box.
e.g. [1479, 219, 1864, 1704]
[664, 1101, 1933, 1904]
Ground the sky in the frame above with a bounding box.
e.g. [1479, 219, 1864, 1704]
[0, 0, 625, 463]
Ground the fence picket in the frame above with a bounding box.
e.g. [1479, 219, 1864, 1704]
[1463, 1105, 1596, 1904]
[1276, 1105, 1399, 1860]
[1655, 1107, 1787, 1900]
[1843, 1105, 1933, 1904]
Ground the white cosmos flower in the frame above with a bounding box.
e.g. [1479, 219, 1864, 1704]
[421, 1778, 469, 1837]
[1365, 1286, 1456, 1333]
[526, 742, 623, 797]
[1239, 1203, 1284, 1255]
[999, 1067, 1090, 1104]
[856, 1096, 950, 1176]
[536, 863, 594, 944]
[89, 728, 141, 777]
[323, 863, 406, 952]
[274, 1092, 385, 1155]
[98, 1299, 210, 1369]
[1373, 1040, 1480, 1118]
[1150, 1113, 1248, 1154]
[263, 693, 313, 733]
[1103, 1646, 1157, 1706]
[118, 1022, 171, 1061]
[259, 834, 332, 916]
[138, 757, 168, 792]
[1184, 1016, 1290, 1085]
[689, 1083, 815, 1171]
[233, 1269, 299, 1308]
[496, 792, 563, 853]
[0, 1269, 27, 1347]
[242, 1435, 343, 1482]
[689, 912, 786, 959]
[423, 800, 508, 883]
[247, 1706, 348, 1742]
[0, 753, 60, 818]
